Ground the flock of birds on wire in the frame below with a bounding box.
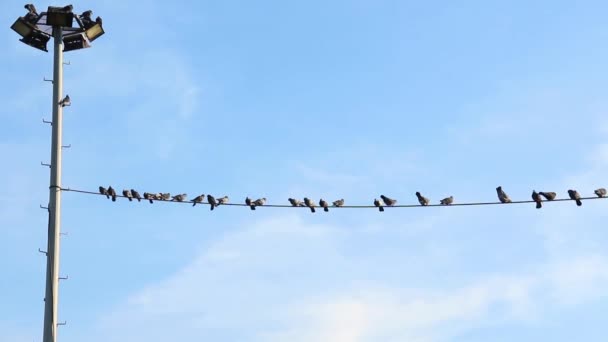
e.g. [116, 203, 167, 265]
[96, 185, 608, 212]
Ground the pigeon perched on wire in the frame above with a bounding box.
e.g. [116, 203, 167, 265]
[380, 195, 397, 206]
[539, 192, 556, 201]
[99, 186, 109, 199]
[496, 186, 511, 203]
[595, 188, 607, 198]
[319, 199, 329, 212]
[160, 193, 171, 201]
[59, 95, 71, 107]
[568, 189, 582, 206]
[122, 189, 133, 202]
[131, 189, 141, 202]
[374, 198, 384, 212]
[172, 194, 187, 202]
[143, 192, 154, 204]
[207, 195, 218, 210]
[108, 186, 117, 202]
[288, 198, 302, 207]
[440, 196, 453, 205]
[304, 197, 316, 213]
[251, 198, 266, 210]
[217, 196, 229, 206]
[245, 197, 253, 209]
[332, 199, 344, 207]
[532, 190, 542, 209]
[192, 194, 204, 206]
[415, 192, 429, 206]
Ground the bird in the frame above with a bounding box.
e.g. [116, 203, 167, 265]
[568, 189, 582, 206]
[95, 16, 102, 26]
[440, 196, 453, 205]
[332, 199, 344, 207]
[531, 190, 542, 209]
[81, 10, 92, 19]
[192, 194, 204, 206]
[496, 186, 511, 203]
[380, 195, 397, 206]
[288, 198, 302, 207]
[25, 4, 37, 14]
[251, 198, 266, 210]
[217, 196, 229, 206]
[207, 195, 218, 210]
[131, 189, 141, 202]
[319, 199, 329, 212]
[172, 194, 187, 202]
[415, 192, 429, 206]
[159, 193, 170, 201]
[122, 189, 133, 201]
[374, 198, 384, 212]
[59, 95, 71, 107]
[539, 192, 557, 201]
[246, 197, 253, 209]
[99, 186, 109, 199]
[304, 197, 316, 213]
[595, 188, 607, 198]
[143, 192, 154, 204]
[107, 186, 117, 202]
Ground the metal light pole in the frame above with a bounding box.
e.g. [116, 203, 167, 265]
[11, 4, 105, 342]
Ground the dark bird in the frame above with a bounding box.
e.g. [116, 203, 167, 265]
[380, 195, 397, 206]
[415, 192, 429, 206]
[251, 198, 266, 210]
[143, 192, 154, 204]
[496, 186, 511, 203]
[207, 195, 218, 210]
[440, 196, 453, 205]
[122, 189, 133, 201]
[288, 198, 302, 207]
[24, 4, 38, 23]
[59, 95, 71, 107]
[131, 189, 141, 202]
[374, 198, 384, 212]
[192, 194, 204, 206]
[108, 186, 117, 202]
[160, 193, 171, 201]
[245, 196, 252, 206]
[319, 199, 329, 212]
[217, 196, 229, 206]
[99, 186, 109, 199]
[332, 199, 344, 207]
[532, 190, 542, 209]
[96, 16, 102, 26]
[304, 197, 316, 213]
[568, 189, 582, 206]
[25, 4, 38, 14]
[172, 194, 187, 202]
[539, 192, 557, 201]
[81, 10, 92, 19]
[595, 188, 607, 198]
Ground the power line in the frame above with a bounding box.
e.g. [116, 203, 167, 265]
[60, 187, 608, 209]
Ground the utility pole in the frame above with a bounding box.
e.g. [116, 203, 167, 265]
[11, 5, 105, 342]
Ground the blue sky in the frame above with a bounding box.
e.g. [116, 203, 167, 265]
[2, 0, 608, 341]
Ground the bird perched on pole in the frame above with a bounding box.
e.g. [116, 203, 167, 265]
[192, 194, 204, 206]
[207, 195, 218, 210]
[107, 186, 117, 202]
[568, 189, 582, 206]
[288, 198, 302, 207]
[319, 199, 329, 212]
[539, 191, 556, 201]
[122, 189, 133, 201]
[415, 192, 429, 206]
[251, 198, 266, 210]
[304, 197, 316, 213]
[131, 189, 141, 202]
[59, 95, 71, 107]
[531, 190, 542, 209]
[99, 186, 109, 199]
[172, 194, 187, 202]
[332, 199, 344, 207]
[440, 196, 453, 205]
[24, 4, 38, 23]
[374, 198, 384, 212]
[143, 192, 154, 204]
[380, 195, 397, 207]
[496, 186, 511, 203]
[595, 188, 607, 198]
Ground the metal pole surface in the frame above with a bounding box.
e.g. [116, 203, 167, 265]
[42, 26, 64, 342]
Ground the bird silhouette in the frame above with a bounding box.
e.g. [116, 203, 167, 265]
[332, 199, 344, 207]
[251, 198, 266, 210]
[440, 196, 453, 205]
[143, 192, 154, 204]
[374, 199, 384, 212]
[217, 196, 229, 206]
[319, 199, 329, 212]
[131, 189, 141, 202]
[380, 195, 397, 206]
[59, 95, 71, 107]
[539, 192, 556, 201]
[415, 192, 429, 206]
[595, 188, 607, 198]
[108, 186, 117, 202]
[172, 194, 187, 202]
[160, 193, 171, 201]
[207, 195, 218, 210]
[496, 186, 511, 203]
[245, 197, 253, 209]
[568, 189, 582, 206]
[288, 198, 302, 207]
[192, 194, 204, 206]
[532, 190, 542, 209]
[99, 186, 109, 199]
[122, 189, 133, 201]
[304, 197, 316, 213]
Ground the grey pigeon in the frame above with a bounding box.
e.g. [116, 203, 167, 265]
[319, 199, 329, 212]
[143, 192, 154, 204]
[374, 198, 384, 212]
[131, 189, 141, 202]
[415, 192, 429, 206]
[207, 195, 218, 210]
[532, 190, 542, 209]
[440, 196, 453, 205]
[304, 197, 316, 213]
[59, 95, 71, 107]
[251, 198, 266, 210]
[25, 4, 38, 14]
[172, 194, 187, 202]
[568, 189, 582, 206]
[496, 186, 511, 203]
[122, 189, 133, 201]
[332, 199, 344, 207]
[380, 195, 397, 206]
[217, 196, 229, 206]
[24, 4, 38, 23]
[192, 194, 204, 206]
[288, 198, 302, 207]
[108, 186, 117, 202]
[539, 192, 556, 201]
[99, 186, 109, 199]
[160, 193, 171, 201]
[594, 188, 607, 198]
